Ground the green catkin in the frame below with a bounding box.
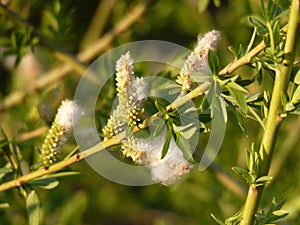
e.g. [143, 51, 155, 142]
[40, 100, 84, 167]
[40, 119, 65, 166]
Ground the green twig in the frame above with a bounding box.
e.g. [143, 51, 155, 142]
[241, 1, 299, 224]
[219, 41, 266, 75]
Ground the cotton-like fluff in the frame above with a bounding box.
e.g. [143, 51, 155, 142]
[41, 100, 84, 166]
[149, 137, 192, 185]
[177, 30, 221, 93]
[104, 52, 193, 185]
[123, 132, 192, 185]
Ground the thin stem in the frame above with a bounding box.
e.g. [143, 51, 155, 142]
[0, 136, 120, 192]
[219, 41, 266, 75]
[241, 1, 299, 224]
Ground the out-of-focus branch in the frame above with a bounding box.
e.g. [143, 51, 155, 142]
[79, 0, 115, 50]
[0, 2, 148, 111]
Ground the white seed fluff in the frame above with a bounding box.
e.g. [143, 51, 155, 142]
[56, 100, 85, 132]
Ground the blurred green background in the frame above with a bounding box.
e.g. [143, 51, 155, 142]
[0, 0, 299, 224]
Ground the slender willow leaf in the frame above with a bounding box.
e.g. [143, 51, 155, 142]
[26, 190, 41, 225]
[197, 0, 210, 13]
[161, 126, 172, 159]
[227, 85, 248, 116]
[29, 177, 59, 190]
[208, 50, 220, 75]
[176, 135, 194, 163]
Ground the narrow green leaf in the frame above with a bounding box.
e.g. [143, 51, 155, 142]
[227, 81, 249, 93]
[293, 69, 300, 84]
[197, 0, 210, 13]
[248, 16, 267, 34]
[29, 177, 59, 189]
[57, 191, 87, 225]
[256, 175, 273, 183]
[267, 210, 289, 223]
[0, 167, 11, 174]
[46, 171, 85, 179]
[260, 0, 267, 20]
[248, 16, 266, 29]
[0, 202, 10, 209]
[219, 95, 228, 123]
[154, 99, 166, 114]
[161, 127, 172, 159]
[26, 190, 41, 225]
[210, 213, 226, 225]
[228, 45, 239, 59]
[246, 150, 251, 171]
[291, 85, 300, 104]
[246, 93, 263, 103]
[272, 209, 289, 217]
[190, 72, 213, 83]
[213, 0, 221, 7]
[150, 118, 166, 137]
[232, 166, 248, 176]
[228, 85, 248, 116]
[64, 147, 79, 160]
[176, 135, 194, 162]
[173, 123, 196, 139]
[208, 49, 220, 75]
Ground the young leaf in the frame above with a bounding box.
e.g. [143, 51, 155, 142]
[256, 175, 273, 184]
[149, 117, 166, 137]
[0, 201, 9, 210]
[26, 190, 41, 225]
[176, 135, 194, 163]
[173, 123, 196, 139]
[160, 128, 172, 160]
[213, 0, 221, 7]
[198, 0, 210, 13]
[267, 210, 289, 222]
[154, 99, 166, 114]
[190, 72, 213, 83]
[290, 85, 300, 104]
[227, 85, 248, 116]
[208, 49, 220, 75]
[46, 171, 85, 179]
[210, 213, 226, 225]
[248, 16, 267, 35]
[29, 177, 59, 190]
[292, 69, 300, 84]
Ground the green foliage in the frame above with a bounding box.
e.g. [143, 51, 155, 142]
[0, 0, 299, 225]
[26, 190, 41, 225]
[256, 198, 289, 225]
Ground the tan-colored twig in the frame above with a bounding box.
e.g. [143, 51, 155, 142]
[219, 41, 266, 75]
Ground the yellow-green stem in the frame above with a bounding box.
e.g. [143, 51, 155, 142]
[241, 1, 299, 224]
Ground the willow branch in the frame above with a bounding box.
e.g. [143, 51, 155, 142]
[219, 41, 266, 75]
[241, 1, 299, 224]
[0, 81, 211, 192]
